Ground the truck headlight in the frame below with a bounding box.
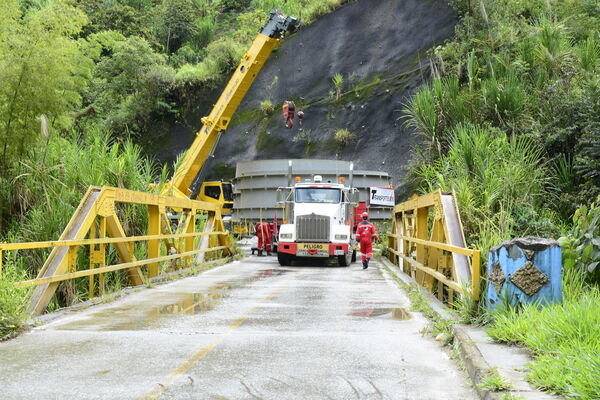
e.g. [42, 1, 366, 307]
[280, 233, 293, 239]
[334, 234, 348, 240]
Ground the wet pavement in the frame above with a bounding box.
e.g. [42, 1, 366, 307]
[0, 256, 476, 399]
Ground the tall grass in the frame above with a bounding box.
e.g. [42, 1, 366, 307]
[415, 123, 553, 252]
[0, 251, 28, 340]
[251, 0, 347, 24]
[487, 268, 600, 399]
[1, 128, 158, 310]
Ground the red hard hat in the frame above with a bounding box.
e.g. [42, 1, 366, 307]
[361, 212, 368, 218]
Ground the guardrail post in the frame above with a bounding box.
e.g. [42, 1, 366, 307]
[89, 222, 96, 297]
[98, 217, 106, 295]
[471, 249, 480, 300]
[415, 207, 428, 283]
[148, 205, 161, 278]
[185, 210, 196, 266]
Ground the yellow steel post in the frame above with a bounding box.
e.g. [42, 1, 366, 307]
[148, 205, 161, 278]
[471, 249, 481, 300]
[185, 211, 196, 266]
[68, 246, 78, 273]
[98, 217, 106, 295]
[415, 207, 428, 283]
[89, 222, 96, 297]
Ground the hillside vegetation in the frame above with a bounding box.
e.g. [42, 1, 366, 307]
[401, 0, 598, 397]
[404, 0, 598, 252]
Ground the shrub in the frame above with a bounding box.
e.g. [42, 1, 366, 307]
[194, 15, 215, 49]
[559, 197, 600, 284]
[332, 73, 344, 100]
[259, 99, 274, 115]
[0, 253, 28, 340]
[334, 128, 355, 146]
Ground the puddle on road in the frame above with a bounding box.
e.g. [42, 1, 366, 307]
[54, 268, 292, 331]
[349, 307, 410, 320]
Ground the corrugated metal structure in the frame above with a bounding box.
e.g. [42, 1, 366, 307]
[233, 159, 393, 221]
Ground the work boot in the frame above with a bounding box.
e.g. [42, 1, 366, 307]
[362, 260, 368, 269]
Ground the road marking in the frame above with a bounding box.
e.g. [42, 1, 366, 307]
[139, 273, 299, 400]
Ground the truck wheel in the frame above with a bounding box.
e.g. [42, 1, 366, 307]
[338, 251, 351, 267]
[278, 252, 291, 266]
[351, 249, 356, 262]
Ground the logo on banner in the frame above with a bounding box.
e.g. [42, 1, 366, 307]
[369, 187, 394, 206]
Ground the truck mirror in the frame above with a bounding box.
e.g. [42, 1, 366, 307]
[349, 188, 359, 204]
[276, 187, 291, 205]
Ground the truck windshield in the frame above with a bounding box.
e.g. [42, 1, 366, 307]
[222, 183, 234, 201]
[295, 188, 341, 203]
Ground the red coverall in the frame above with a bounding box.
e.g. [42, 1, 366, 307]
[255, 222, 272, 253]
[356, 220, 378, 262]
[282, 101, 295, 128]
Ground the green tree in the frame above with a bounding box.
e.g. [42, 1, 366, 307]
[89, 35, 177, 138]
[153, 0, 200, 55]
[220, 0, 251, 12]
[0, 0, 92, 175]
[78, 0, 147, 38]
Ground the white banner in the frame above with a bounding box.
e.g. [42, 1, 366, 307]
[369, 187, 395, 206]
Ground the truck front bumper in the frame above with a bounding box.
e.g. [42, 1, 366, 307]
[278, 243, 349, 257]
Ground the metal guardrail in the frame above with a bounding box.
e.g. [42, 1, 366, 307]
[386, 190, 480, 302]
[0, 185, 233, 315]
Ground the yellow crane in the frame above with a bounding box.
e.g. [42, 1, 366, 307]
[165, 11, 300, 214]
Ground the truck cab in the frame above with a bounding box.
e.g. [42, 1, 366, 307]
[277, 175, 357, 267]
[197, 181, 234, 215]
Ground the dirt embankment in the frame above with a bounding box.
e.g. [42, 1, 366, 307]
[164, 0, 457, 194]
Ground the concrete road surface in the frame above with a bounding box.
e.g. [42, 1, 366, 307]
[0, 257, 477, 400]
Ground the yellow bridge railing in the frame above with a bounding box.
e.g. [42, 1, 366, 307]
[0, 185, 233, 316]
[386, 190, 480, 302]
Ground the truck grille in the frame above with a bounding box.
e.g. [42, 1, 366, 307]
[296, 214, 330, 242]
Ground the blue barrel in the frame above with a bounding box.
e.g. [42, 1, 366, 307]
[486, 237, 562, 310]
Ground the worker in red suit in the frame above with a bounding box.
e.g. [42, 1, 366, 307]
[297, 110, 304, 127]
[356, 212, 378, 269]
[255, 221, 272, 256]
[282, 100, 295, 128]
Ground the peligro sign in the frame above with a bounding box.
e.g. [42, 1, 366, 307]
[369, 187, 395, 206]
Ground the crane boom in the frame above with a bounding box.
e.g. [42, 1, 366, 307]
[170, 11, 300, 199]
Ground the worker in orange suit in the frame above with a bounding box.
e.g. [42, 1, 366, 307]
[255, 221, 272, 256]
[282, 100, 295, 128]
[356, 212, 378, 269]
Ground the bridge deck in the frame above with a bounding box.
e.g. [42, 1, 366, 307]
[0, 258, 476, 399]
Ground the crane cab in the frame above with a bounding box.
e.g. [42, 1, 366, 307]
[197, 181, 234, 214]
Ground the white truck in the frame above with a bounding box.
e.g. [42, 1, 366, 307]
[276, 175, 358, 267]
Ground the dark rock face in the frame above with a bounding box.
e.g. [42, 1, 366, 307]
[163, 0, 457, 195]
